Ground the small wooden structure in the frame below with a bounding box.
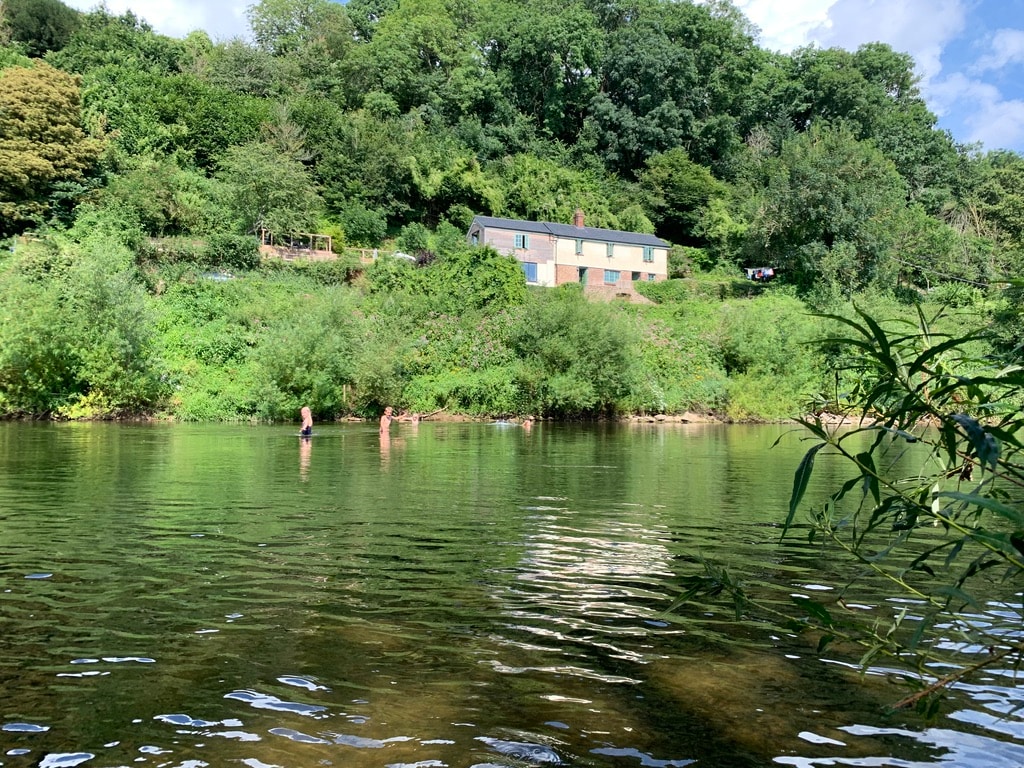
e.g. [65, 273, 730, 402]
[259, 229, 334, 261]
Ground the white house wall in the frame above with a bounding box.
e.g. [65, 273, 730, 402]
[553, 238, 667, 276]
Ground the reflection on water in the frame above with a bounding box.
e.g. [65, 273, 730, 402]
[0, 422, 1021, 768]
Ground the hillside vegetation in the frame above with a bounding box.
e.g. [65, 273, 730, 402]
[0, 0, 1021, 421]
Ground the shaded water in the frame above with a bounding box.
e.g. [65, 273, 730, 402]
[0, 422, 1022, 768]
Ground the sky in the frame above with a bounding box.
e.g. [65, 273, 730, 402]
[61, 0, 1024, 154]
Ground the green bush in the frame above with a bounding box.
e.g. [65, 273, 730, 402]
[927, 281, 984, 308]
[714, 293, 825, 419]
[249, 286, 361, 420]
[624, 312, 728, 414]
[396, 222, 430, 254]
[288, 257, 362, 286]
[205, 233, 260, 270]
[338, 202, 387, 247]
[137, 237, 205, 266]
[508, 287, 636, 417]
[0, 245, 167, 418]
[404, 365, 523, 416]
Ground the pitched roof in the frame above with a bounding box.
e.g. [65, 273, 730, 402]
[470, 216, 669, 248]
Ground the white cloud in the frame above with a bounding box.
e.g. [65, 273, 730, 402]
[808, 0, 967, 82]
[929, 72, 1024, 150]
[973, 28, 1024, 73]
[732, 0, 836, 53]
[64, 0, 251, 41]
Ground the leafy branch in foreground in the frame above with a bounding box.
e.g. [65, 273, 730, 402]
[675, 303, 1024, 714]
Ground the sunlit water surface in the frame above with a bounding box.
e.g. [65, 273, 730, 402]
[0, 422, 1021, 768]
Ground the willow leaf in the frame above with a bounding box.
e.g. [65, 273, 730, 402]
[785, 442, 825, 539]
[935, 491, 1024, 527]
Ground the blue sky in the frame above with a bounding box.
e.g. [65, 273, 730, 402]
[62, 0, 1024, 155]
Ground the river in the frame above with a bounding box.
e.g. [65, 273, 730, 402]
[0, 421, 1021, 767]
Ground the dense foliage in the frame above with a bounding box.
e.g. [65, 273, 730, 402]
[0, 0, 1021, 422]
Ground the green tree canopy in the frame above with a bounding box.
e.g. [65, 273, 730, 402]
[0, 60, 101, 236]
[640, 146, 727, 244]
[47, 7, 183, 74]
[80, 66, 269, 170]
[1, 0, 81, 57]
[484, 0, 603, 143]
[746, 126, 907, 295]
[216, 140, 323, 236]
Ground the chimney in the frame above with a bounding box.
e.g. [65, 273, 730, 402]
[573, 208, 584, 228]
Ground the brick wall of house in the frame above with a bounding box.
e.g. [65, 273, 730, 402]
[553, 264, 656, 302]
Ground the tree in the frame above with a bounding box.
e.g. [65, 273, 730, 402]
[971, 150, 1024, 258]
[340, 0, 474, 114]
[191, 38, 287, 98]
[584, 0, 762, 176]
[248, 0, 331, 55]
[745, 126, 907, 295]
[100, 158, 227, 237]
[0, 61, 102, 236]
[216, 141, 323, 236]
[47, 7, 184, 74]
[343, 0, 399, 41]
[487, 152, 622, 227]
[640, 147, 727, 245]
[483, 0, 604, 143]
[1, 0, 81, 56]
[311, 106, 415, 219]
[778, 43, 959, 212]
[80, 67, 269, 170]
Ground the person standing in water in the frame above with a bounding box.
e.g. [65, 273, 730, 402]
[379, 406, 394, 435]
[300, 406, 313, 437]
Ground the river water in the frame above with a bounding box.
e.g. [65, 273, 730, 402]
[0, 421, 1021, 768]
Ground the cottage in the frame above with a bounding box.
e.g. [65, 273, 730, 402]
[466, 210, 669, 300]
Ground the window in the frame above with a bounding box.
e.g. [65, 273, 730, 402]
[521, 261, 538, 283]
[647, 273, 656, 281]
[604, 269, 620, 284]
[514, 233, 530, 249]
[631, 271, 641, 282]
[471, 233, 479, 245]
[606, 242, 614, 257]
[643, 246, 654, 262]
[575, 238, 583, 255]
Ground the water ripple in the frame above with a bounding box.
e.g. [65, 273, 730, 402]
[224, 690, 328, 718]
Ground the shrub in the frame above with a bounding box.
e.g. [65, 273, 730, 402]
[927, 281, 984, 308]
[508, 287, 636, 417]
[205, 233, 260, 270]
[337, 202, 387, 247]
[396, 222, 430, 254]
